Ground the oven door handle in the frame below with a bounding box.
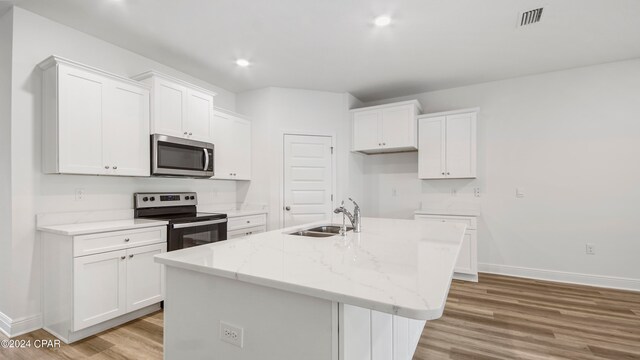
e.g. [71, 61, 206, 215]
[172, 218, 227, 229]
[203, 148, 209, 171]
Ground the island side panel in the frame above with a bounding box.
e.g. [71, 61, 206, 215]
[164, 267, 337, 360]
[340, 304, 427, 360]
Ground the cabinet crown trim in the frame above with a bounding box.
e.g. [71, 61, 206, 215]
[37, 55, 151, 90]
[214, 107, 249, 120]
[349, 99, 423, 113]
[131, 70, 218, 97]
[417, 107, 480, 119]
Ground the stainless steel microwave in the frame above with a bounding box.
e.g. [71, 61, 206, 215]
[151, 134, 214, 178]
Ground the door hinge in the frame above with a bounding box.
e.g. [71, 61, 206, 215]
[330, 146, 334, 154]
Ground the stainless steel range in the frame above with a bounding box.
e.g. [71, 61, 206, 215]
[134, 192, 227, 251]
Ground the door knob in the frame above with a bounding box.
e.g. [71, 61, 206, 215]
[285, 206, 291, 211]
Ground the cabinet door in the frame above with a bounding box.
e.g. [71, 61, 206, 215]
[454, 231, 477, 275]
[57, 64, 106, 175]
[233, 118, 251, 180]
[418, 117, 446, 179]
[211, 111, 235, 179]
[153, 78, 186, 137]
[445, 113, 476, 178]
[103, 81, 150, 176]
[185, 88, 214, 142]
[73, 250, 126, 331]
[381, 105, 415, 149]
[126, 243, 166, 312]
[352, 110, 381, 151]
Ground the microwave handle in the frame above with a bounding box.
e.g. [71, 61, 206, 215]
[203, 148, 209, 171]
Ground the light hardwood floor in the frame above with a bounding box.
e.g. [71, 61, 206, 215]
[1, 273, 639, 359]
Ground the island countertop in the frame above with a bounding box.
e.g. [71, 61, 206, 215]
[155, 217, 466, 320]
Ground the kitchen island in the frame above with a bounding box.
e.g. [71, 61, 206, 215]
[155, 217, 466, 360]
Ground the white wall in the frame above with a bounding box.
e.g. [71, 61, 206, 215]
[0, 8, 13, 329]
[4, 7, 238, 326]
[363, 59, 640, 286]
[237, 87, 363, 230]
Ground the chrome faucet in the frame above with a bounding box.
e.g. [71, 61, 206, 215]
[333, 197, 361, 233]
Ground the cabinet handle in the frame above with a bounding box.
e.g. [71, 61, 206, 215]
[113, 166, 118, 170]
[383, 142, 386, 146]
[124, 238, 130, 242]
[184, 132, 188, 135]
[246, 220, 250, 223]
[105, 166, 110, 169]
[378, 143, 381, 146]
[189, 132, 192, 136]
[447, 172, 450, 175]
[441, 172, 445, 175]
[120, 256, 125, 260]
[129, 254, 134, 258]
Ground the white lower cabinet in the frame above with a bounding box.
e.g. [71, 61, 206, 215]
[227, 213, 267, 239]
[73, 250, 127, 331]
[414, 214, 478, 281]
[341, 304, 426, 360]
[43, 226, 166, 343]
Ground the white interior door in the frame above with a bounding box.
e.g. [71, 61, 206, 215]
[283, 134, 334, 228]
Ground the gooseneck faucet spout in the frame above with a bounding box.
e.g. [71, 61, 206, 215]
[333, 197, 361, 233]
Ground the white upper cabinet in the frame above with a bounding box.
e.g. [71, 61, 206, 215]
[39, 56, 150, 177]
[132, 71, 216, 143]
[211, 108, 251, 180]
[351, 100, 422, 154]
[418, 108, 477, 179]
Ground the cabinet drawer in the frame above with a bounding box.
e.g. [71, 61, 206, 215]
[228, 225, 266, 239]
[228, 214, 267, 231]
[73, 226, 166, 257]
[414, 215, 477, 230]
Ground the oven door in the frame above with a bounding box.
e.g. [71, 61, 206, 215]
[152, 134, 214, 178]
[168, 218, 228, 251]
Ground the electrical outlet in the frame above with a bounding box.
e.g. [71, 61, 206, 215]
[220, 321, 243, 348]
[75, 189, 85, 201]
[474, 187, 481, 198]
[585, 243, 596, 255]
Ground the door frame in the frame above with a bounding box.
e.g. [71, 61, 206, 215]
[280, 131, 337, 230]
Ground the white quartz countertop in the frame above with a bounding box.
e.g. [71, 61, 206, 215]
[221, 209, 268, 218]
[155, 217, 466, 320]
[415, 208, 480, 217]
[37, 219, 168, 236]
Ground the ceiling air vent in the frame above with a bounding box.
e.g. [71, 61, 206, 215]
[519, 8, 544, 27]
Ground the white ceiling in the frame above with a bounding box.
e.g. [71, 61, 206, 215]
[12, 0, 640, 101]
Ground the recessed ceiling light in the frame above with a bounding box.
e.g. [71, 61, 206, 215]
[374, 16, 392, 27]
[236, 59, 250, 67]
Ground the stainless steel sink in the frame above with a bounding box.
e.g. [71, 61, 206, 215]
[288, 225, 353, 237]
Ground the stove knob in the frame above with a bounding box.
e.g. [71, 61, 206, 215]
[142, 197, 149, 202]
[185, 196, 190, 200]
[190, 196, 195, 200]
[150, 197, 155, 201]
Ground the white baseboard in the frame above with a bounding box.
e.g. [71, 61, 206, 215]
[479, 263, 640, 292]
[0, 311, 43, 338]
[0, 310, 11, 337]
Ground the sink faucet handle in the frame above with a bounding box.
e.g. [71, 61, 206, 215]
[348, 197, 359, 209]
